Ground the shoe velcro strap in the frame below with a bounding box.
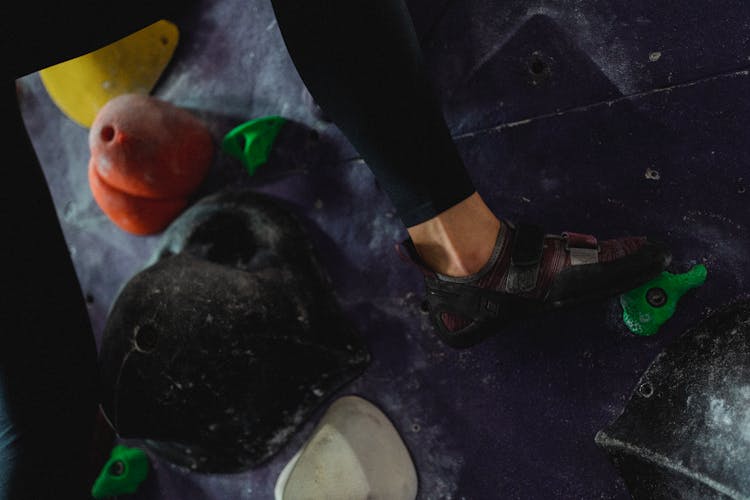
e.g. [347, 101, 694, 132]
[563, 232, 600, 265]
[563, 232, 597, 249]
[506, 223, 544, 293]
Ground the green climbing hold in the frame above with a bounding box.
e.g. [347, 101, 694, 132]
[91, 445, 149, 498]
[620, 264, 708, 336]
[221, 116, 286, 175]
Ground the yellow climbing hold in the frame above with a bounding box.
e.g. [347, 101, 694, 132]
[39, 20, 179, 128]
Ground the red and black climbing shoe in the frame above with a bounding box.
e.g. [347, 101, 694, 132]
[400, 221, 672, 348]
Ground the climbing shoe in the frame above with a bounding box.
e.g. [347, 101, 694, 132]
[400, 221, 671, 348]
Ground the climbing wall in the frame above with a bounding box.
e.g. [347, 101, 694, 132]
[16, 0, 750, 498]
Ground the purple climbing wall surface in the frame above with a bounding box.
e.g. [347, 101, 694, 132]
[16, 0, 750, 498]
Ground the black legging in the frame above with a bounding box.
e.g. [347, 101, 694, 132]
[1, 1, 474, 497]
[270, 0, 475, 226]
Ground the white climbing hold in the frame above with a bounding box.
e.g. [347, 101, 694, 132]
[274, 395, 418, 500]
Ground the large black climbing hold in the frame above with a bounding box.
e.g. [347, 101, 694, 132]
[98, 189, 370, 473]
[595, 300, 750, 499]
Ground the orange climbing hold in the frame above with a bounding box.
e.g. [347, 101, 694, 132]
[88, 94, 213, 235]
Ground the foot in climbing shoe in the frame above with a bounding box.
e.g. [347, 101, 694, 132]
[399, 221, 672, 348]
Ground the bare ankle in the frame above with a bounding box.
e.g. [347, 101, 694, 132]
[407, 193, 501, 277]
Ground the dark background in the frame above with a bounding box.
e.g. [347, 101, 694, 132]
[16, 0, 750, 498]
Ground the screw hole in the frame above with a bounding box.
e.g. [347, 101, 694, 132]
[109, 460, 126, 476]
[530, 59, 546, 75]
[638, 381, 654, 398]
[100, 125, 115, 142]
[526, 52, 552, 84]
[134, 324, 158, 353]
[645, 168, 661, 180]
[646, 287, 667, 308]
[160, 36, 169, 46]
[420, 300, 430, 313]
